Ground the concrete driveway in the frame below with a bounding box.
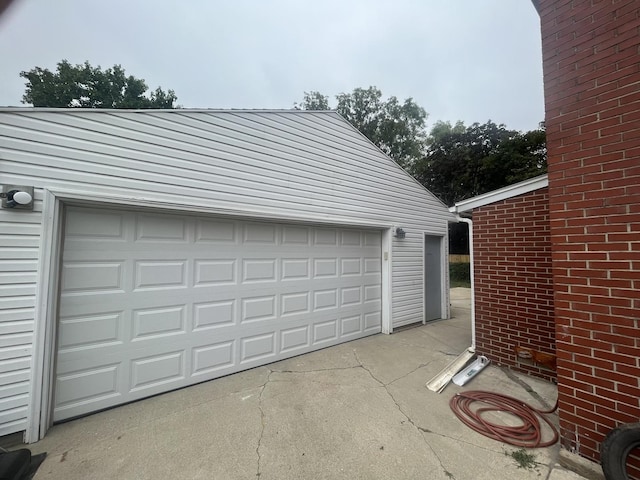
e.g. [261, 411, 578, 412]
[27, 289, 596, 480]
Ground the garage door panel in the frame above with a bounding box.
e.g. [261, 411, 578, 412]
[54, 207, 382, 421]
[313, 288, 338, 310]
[313, 258, 337, 277]
[57, 311, 124, 351]
[240, 295, 276, 323]
[194, 259, 236, 286]
[281, 258, 310, 280]
[364, 312, 382, 331]
[130, 350, 185, 392]
[340, 230, 362, 246]
[191, 340, 235, 376]
[243, 222, 277, 244]
[133, 260, 187, 290]
[55, 356, 126, 414]
[312, 319, 339, 344]
[313, 229, 338, 245]
[280, 325, 310, 353]
[134, 213, 188, 242]
[65, 209, 125, 240]
[58, 338, 185, 369]
[281, 226, 310, 245]
[131, 304, 186, 340]
[54, 363, 122, 417]
[280, 291, 310, 317]
[340, 314, 363, 336]
[364, 257, 382, 273]
[364, 284, 382, 302]
[193, 300, 235, 330]
[340, 258, 363, 276]
[61, 261, 124, 294]
[241, 258, 277, 283]
[58, 294, 381, 339]
[61, 287, 188, 306]
[340, 286, 362, 306]
[364, 231, 382, 246]
[239, 332, 276, 364]
[241, 276, 373, 292]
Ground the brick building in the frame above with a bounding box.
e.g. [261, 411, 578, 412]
[456, 0, 640, 471]
[539, 0, 640, 466]
[453, 176, 556, 382]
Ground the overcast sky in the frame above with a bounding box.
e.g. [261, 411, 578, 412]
[0, 0, 544, 132]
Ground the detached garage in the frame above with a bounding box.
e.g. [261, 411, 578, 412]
[0, 108, 453, 441]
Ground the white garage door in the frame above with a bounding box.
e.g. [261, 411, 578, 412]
[54, 207, 382, 421]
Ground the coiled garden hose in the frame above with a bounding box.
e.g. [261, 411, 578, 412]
[449, 390, 559, 448]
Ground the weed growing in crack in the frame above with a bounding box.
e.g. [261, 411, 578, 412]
[506, 448, 537, 470]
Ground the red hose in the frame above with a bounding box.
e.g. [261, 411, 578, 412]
[449, 390, 559, 448]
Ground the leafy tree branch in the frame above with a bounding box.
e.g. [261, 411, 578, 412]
[20, 60, 178, 109]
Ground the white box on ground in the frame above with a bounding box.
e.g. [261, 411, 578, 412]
[452, 356, 490, 386]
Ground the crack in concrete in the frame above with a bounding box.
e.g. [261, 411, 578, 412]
[500, 367, 559, 480]
[419, 330, 466, 351]
[255, 369, 272, 478]
[387, 362, 431, 386]
[438, 350, 463, 357]
[352, 349, 384, 385]
[259, 349, 557, 479]
[252, 347, 558, 479]
[541, 451, 563, 480]
[352, 349, 453, 479]
[542, 463, 555, 480]
[420, 427, 519, 458]
[350, 349, 555, 478]
[500, 366, 553, 410]
[271, 365, 361, 374]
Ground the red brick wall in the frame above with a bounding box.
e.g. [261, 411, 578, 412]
[540, 0, 640, 465]
[473, 187, 555, 381]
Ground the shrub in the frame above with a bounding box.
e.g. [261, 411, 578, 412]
[449, 262, 470, 287]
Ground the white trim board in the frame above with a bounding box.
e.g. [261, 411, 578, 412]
[451, 175, 548, 213]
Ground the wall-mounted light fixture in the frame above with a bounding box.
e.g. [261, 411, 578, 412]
[1, 186, 34, 211]
[394, 227, 406, 239]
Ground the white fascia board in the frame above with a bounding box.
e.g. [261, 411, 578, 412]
[451, 174, 548, 213]
[0, 107, 339, 114]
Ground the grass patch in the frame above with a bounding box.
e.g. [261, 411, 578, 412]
[506, 448, 537, 470]
[449, 262, 470, 288]
[450, 279, 471, 288]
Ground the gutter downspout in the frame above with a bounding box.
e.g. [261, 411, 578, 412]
[425, 213, 477, 393]
[456, 215, 476, 351]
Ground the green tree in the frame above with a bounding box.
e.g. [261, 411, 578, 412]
[428, 120, 466, 144]
[298, 87, 428, 168]
[483, 128, 547, 187]
[412, 120, 546, 206]
[20, 60, 177, 109]
[295, 91, 330, 110]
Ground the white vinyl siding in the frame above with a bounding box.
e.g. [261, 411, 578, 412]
[0, 109, 453, 437]
[1, 111, 447, 228]
[0, 196, 42, 436]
